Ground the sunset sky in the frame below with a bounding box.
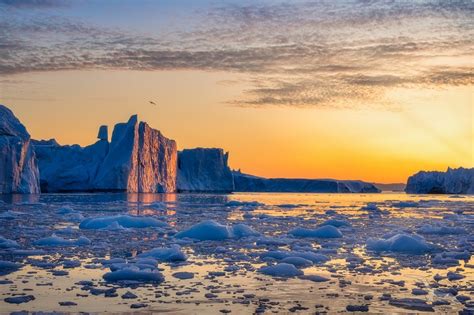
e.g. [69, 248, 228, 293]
[0, 0, 472, 183]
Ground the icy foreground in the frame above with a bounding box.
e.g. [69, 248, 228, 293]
[0, 105, 40, 194]
[406, 167, 474, 194]
[0, 193, 473, 313]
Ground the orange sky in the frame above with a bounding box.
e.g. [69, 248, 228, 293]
[2, 70, 472, 184]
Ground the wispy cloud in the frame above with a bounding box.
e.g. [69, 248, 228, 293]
[0, 0, 67, 9]
[0, 0, 472, 108]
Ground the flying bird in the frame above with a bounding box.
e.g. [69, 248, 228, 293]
[149, 100, 157, 106]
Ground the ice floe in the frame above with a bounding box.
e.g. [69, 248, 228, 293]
[103, 267, 165, 283]
[0, 236, 19, 249]
[259, 263, 304, 277]
[138, 245, 187, 262]
[366, 234, 435, 254]
[79, 215, 167, 229]
[289, 225, 343, 238]
[175, 220, 258, 241]
[34, 235, 91, 247]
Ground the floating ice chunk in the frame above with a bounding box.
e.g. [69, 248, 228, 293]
[289, 225, 343, 238]
[361, 203, 380, 211]
[0, 211, 20, 220]
[11, 249, 46, 256]
[103, 267, 164, 283]
[256, 236, 292, 246]
[0, 260, 21, 274]
[134, 258, 158, 267]
[55, 226, 76, 234]
[149, 201, 167, 210]
[392, 201, 419, 208]
[225, 200, 264, 208]
[0, 236, 19, 249]
[63, 259, 81, 268]
[101, 221, 128, 231]
[412, 288, 428, 296]
[138, 245, 187, 262]
[232, 224, 260, 238]
[4, 295, 35, 304]
[300, 274, 330, 282]
[64, 212, 84, 222]
[175, 220, 231, 240]
[172, 272, 194, 279]
[101, 258, 126, 265]
[121, 291, 138, 299]
[432, 254, 459, 266]
[389, 298, 434, 312]
[366, 234, 435, 254]
[319, 219, 351, 228]
[259, 263, 304, 277]
[175, 220, 258, 241]
[281, 257, 313, 268]
[110, 263, 157, 272]
[34, 235, 91, 247]
[447, 271, 465, 281]
[417, 225, 467, 235]
[261, 250, 329, 264]
[277, 204, 302, 209]
[79, 215, 167, 230]
[56, 206, 75, 215]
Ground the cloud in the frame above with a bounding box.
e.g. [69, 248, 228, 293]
[0, 0, 472, 108]
[0, 0, 67, 9]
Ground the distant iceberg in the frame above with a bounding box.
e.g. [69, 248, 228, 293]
[233, 171, 380, 193]
[406, 167, 473, 194]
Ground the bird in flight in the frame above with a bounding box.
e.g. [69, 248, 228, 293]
[149, 100, 157, 106]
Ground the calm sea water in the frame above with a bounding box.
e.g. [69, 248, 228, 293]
[0, 192, 473, 314]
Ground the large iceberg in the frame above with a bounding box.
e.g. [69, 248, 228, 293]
[33, 135, 108, 192]
[405, 167, 473, 194]
[33, 114, 177, 193]
[233, 171, 380, 193]
[94, 116, 178, 192]
[177, 148, 234, 192]
[0, 105, 40, 194]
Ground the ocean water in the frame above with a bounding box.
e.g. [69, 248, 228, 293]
[0, 192, 473, 314]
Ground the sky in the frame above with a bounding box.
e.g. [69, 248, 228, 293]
[0, 0, 472, 183]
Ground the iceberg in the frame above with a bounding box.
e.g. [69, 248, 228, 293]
[406, 167, 473, 194]
[33, 135, 109, 192]
[233, 171, 380, 193]
[0, 105, 40, 194]
[177, 148, 234, 192]
[33, 114, 177, 193]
